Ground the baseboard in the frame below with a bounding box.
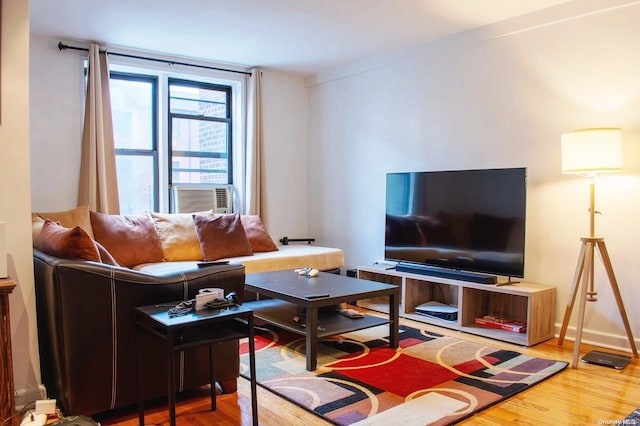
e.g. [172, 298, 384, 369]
[15, 384, 47, 411]
[555, 324, 640, 354]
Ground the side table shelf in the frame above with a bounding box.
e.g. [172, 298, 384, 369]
[1, 278, 16, 426]
[357, 266, 556, 346]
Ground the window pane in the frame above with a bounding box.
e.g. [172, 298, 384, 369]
[172, 155, 228, 185]
[169, 84, 227, 118]
[171, 117, 228, 154]
[116, 155, 155, 214]
[111, 79, 154, 150]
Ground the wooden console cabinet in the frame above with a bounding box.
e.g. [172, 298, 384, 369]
[357, 266, 556, 346]
[1, 278, 16, 425]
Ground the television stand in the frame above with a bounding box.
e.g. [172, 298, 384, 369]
[395, 263, 497, 284]
[356, 265, 556, 346]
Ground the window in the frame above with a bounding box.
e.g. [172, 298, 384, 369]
[110, 73, 158, 214]
[108, 67, 240, 215]
[168, 79, 232, 187]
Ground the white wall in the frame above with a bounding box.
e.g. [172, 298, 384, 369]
[1, 0, 43, 407]
[307, 0, 640, 350]
[29, 38, 309, 239]
[260, 69, 309, 242]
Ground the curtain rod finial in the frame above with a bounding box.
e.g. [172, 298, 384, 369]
[58, 41, 66, 51]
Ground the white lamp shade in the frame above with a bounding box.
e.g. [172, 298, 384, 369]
[561, 128, 623, 174]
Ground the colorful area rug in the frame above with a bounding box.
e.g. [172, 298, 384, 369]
[239, 324, 567, 425]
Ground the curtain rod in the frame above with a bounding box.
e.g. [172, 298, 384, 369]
[58, 42, 252, 76]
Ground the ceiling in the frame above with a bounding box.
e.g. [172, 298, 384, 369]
[29, 0, 571, 76]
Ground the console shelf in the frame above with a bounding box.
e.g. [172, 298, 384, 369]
[357, 265, 556, 346]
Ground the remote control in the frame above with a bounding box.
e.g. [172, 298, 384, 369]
[197, 261, 230, 267]
[304, 293, 330, 299]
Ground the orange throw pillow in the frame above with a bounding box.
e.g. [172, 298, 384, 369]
[90, 211, 164, 267]
[240, 215, 278, 252]
[39, 220, 101, 262]
[193, 213, 253, 261]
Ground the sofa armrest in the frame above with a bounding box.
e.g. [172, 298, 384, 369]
[33, 248, 245, 414]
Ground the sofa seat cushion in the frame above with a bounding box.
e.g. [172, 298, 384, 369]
[231, 245, 344, 273]
[134, 245, 344, 274]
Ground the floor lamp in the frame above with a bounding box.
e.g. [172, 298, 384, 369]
[557, 128, 638, 368]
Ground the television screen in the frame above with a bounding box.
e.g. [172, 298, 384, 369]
[384, 168, 526, 279]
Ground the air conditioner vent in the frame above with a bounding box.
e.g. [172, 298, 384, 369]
[214, 187, 229, 210]
[172, 185, 234, 214]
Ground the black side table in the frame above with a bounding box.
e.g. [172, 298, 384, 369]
[135, 303, 258, 426]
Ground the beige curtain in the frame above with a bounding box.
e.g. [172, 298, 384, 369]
[244, 68, 264, 217]
[78, 43, 120, 214]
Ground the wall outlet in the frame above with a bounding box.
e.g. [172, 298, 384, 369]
[35, 399, 57, 415]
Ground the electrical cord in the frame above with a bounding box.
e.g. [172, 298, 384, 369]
[168, 299, 195, 317]
[1, 401, 36, 426]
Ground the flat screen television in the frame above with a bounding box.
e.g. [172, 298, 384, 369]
[384, 167, 526, 282]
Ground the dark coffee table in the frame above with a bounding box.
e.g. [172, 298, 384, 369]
[244, 270, 400, 371]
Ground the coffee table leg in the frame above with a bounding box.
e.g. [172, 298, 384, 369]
[388, 291, 399, 348]
[305, 307, 319, 371]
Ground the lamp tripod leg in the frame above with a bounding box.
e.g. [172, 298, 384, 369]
[558, 240, 587, 346]
[571, 241, 595, 368]
[595, 241, 639, 357]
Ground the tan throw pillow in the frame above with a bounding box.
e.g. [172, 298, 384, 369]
[35, 205, 94, 239]
[193, 213, 253, 261]
[240, 215, 278, 252]
[32, 215, 46, 250]
[39, 220, 101, 262]
[90, 211, 164, 267]
[148, 211, 211, 261]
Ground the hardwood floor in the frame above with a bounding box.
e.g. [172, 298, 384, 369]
[98, 315, 640, 425]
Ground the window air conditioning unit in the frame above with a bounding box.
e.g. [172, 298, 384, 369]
[172, 185, 234, 214]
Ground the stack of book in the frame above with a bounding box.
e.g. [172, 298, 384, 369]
[474, 315, 527, 333]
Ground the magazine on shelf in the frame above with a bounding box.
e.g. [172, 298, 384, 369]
[474, 315, 527, 333]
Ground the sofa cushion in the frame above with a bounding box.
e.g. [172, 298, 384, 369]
[240, 215, 278, 253]
[90, 211, 164, 267]
[148, 211, 210, 261]
[219, 245, 344, 273]
[193, 213, 253, 261]
[39, 219, 101, 262]
[33, 205, 94, 248]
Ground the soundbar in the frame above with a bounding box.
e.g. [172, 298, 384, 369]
[396, 263, 497, 284]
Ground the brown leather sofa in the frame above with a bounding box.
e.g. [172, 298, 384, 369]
[33, 249, 246, 416]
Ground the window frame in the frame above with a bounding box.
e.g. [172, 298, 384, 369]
[103, 58, 247, 214]
[167, 78, 233, 194]
[110, 71, 160, 212]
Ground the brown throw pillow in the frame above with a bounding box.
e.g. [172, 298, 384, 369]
[240, 215, 278, 252]
[95, 241, 120, 266]
[90, 211, 164, 267]
[39, 220, 101, 262]
[193, 213, 253, 261]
